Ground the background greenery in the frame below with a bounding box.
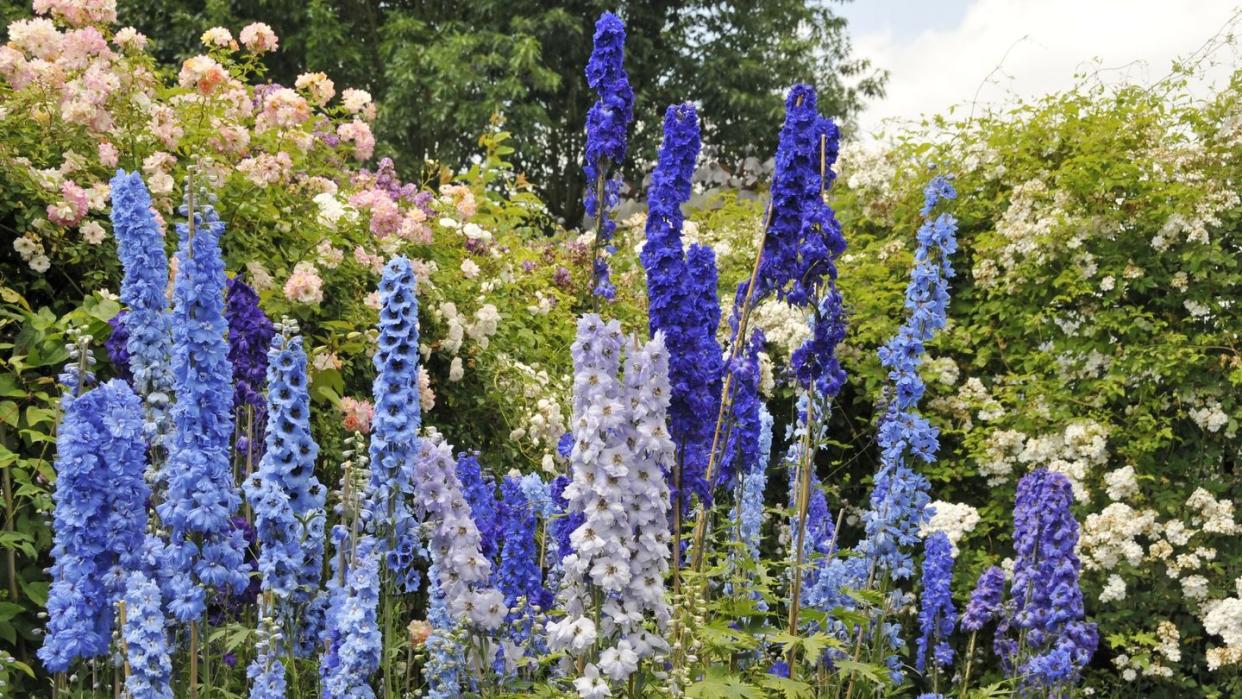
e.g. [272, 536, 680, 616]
[108, 0, 885, 224]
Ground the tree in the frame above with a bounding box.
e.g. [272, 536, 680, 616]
[115, 0, 886, 223]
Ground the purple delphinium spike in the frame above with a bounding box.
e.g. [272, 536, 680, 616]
[915, 531, 957, 674]
[225, 276, 274, 465]
[583, 11, 634, 300]
[962, 566, 1005, 632]
[1001, 468, 1097, 690]
[639, 103, 727, 510]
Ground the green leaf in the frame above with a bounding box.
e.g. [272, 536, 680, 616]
[759, 675, 814, 699]
[833, 659, 888, 686]
[0, 602, 24, 622]
[19, 579, 48, 607]
[25, 405, 56, 427]
[687, 675, 763, 699]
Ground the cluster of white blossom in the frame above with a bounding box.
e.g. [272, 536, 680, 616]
[496, 355, 569, 471]
[920, 500, 979, 555]
[923, 356, 959, 386]
[971, 179, 1072, 289]
[1080, 502, 1159, 571]
[1187, 396, 1232, 436]
[1112, 620, 1181, 680]
[837, 142, 898, 220]
[974, 419, 1108, 498]
[435, 300, 502, 361]
[1103, 465, 1139, 501]
[746, 298, 810, 359]
[1203, 584, 1242, 671]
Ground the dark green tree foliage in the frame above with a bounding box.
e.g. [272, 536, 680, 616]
[115, 0, 885, 223]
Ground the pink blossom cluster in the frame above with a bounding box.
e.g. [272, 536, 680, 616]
[338, 397, 374, 435]
[33, 0, 116, 27]
[283, 261, 324, 305]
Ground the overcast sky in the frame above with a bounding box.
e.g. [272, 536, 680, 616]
[836, 0, 1242, 138]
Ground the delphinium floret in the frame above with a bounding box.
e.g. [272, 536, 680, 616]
[105, 312, 132, 384]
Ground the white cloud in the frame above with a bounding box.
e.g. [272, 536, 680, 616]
[851, 0, 1241, 138]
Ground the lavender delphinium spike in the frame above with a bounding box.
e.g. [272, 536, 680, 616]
[548, 316, 675, 689]
[110, 170, 175, 448]
[412, 438, 504, 629]
[39, 379, 150, 673]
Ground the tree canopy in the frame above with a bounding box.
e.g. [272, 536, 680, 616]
[116, 0, 885, 222]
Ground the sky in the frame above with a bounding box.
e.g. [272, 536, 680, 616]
[836, 0, 1242, 138]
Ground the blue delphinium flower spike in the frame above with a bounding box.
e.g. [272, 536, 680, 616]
[122, 571, 173, 699]
[39, 379, 150, 672]
[365, 257, 423, 591]
[157, 192, 248, 620]
[583, 11, 634, 300]
[110, 170, 175, 447]
[916, 531, 957, 674]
